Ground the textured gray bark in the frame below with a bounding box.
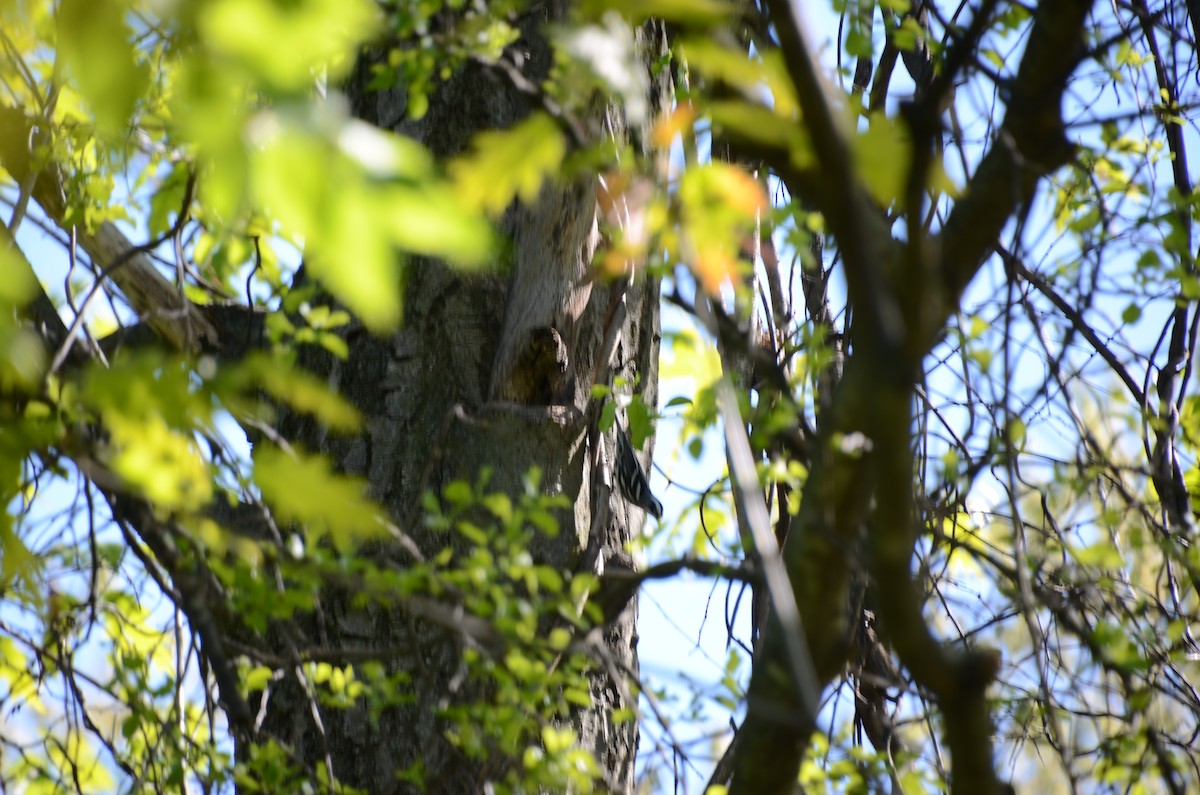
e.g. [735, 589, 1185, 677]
[253, 13, 668, 794]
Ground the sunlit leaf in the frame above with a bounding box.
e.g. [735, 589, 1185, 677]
[1069, 540, 1123, 569]
[199, 0, 378, 92]
[681, 39, 798, 118]
[57, 0, 148, 136]
[449, 113, 567, 216]
[107, 413, 213, 512]
[582, 0, 734, 25]
[254, 447, 384, 547]
[678, 163, 765, 294]
[249, 110, 493, 330]
[559, 14, 651, 126]
[709, 100, 809, 156]
[661, 327, 721, 391]
[239, 352, 361, 433]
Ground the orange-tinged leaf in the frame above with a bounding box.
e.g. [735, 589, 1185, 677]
[710, 164, 767, 217]
[692, 249, 737, 295]
[598, 250, 631, 279]
[651, 104, 695, 148]
[677, 163, 762, 295]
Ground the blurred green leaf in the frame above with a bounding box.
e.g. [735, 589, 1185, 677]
[58, 0, 148, 136]
[449, 112, 567, 216]
[239, 352, 361, 433]
[584, 0, 734, 26]
[198, 0, 377, 92]
[254, 447, 383, 547]
[854, 117, 912, 207]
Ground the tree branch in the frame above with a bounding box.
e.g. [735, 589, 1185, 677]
[728, 2, 1097, 793]
[761, 0, 906, 358]
[0, 103, 217, 352]
[933, 0, 1092, 346]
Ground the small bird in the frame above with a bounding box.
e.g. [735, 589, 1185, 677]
[615, 422, 663, 520]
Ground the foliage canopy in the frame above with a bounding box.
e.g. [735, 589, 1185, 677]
[2, 0, 1200, 793]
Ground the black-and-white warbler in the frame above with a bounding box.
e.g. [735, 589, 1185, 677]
[615, 423, 663, 520]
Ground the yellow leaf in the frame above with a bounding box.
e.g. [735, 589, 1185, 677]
[0, 636, 46, 715]
[679, 162, 766, 220]
[0, 518, 38, 589]
[244, 354, 361, 433]
[710, 164, 767, 217]
[102, 592, 176, 672]
[47, 731, 114, 792]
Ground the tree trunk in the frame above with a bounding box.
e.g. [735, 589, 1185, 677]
[252, 14, 667, 793]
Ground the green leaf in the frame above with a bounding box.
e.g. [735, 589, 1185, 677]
[548, 627, 572, 651]
[681, 40, 798, 118]
[58, 0, 149, 137]
[661, 327, 722, 391]
[198, 0, 378, 92]
[444, 480, 473, 507]
[1068, 540, 1122, 569]
[482, 493, 513, 524]
[1005, 417, 1027, 450]
[598, 400, 618, 433]
[243, 666, 275, 694]
[106, 413, 213, 511]
[1091, 621, 1150, 673]
[582, 0, 734, 25]
[853, 117, 912, 207]
[449, 113, 567, 216]
[845, 27, 872, 59]
[253, 447, 383, 547]
[541, 725, 577, 754]
[528, 509, 560, 537]
[982, 49, 1005, 70]
[536, 566, 564, 593]
[242, 353, 361, 432]
[892, 17, 925, 52]
[0, 517, 38, 590]
[627, 397, 655, 449]
[563, 687, 591, 708]
[250, 116, 494, 331]
[147, 164, 191, 238]
[709, 100, 808, 154]
[0, 245, 37, 307]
